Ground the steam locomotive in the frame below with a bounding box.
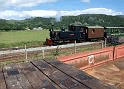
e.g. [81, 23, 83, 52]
[46, 24, 107, 45]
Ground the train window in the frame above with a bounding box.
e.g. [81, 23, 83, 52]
[92, 29, 95, 33]
[75, 26, 80, 31]
[81, 28, 84, 32]
[72, 26, 75, 31]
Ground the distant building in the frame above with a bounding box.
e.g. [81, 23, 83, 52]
[33, 27, 43, 30]
[25, 27, 30, 30]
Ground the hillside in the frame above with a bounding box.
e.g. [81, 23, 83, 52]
[116, 15, 124, 18]
[0, 17, 56, 31]
[0, 14, 124, 31]
[60, 14, 124, 28]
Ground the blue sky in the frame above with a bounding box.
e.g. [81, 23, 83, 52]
[0, 0, 123, 20]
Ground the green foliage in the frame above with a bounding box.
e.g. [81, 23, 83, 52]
[0, 17, 56, 31]
[1, 14, 124, 31]
[60, 14, 124, 28]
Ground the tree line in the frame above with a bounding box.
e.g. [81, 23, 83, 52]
[0, 14, 124, 31]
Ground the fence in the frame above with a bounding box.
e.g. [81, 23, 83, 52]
[58, 44, 124, 70]
[0, 42, 103, 63]
[114, 45, 124, 60]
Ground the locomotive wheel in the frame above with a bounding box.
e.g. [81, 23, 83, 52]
[69, 40, 75, 43]
[76, 40, 82, 43]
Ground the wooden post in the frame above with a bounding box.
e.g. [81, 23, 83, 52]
[56, 45, 59, 56]
[42, 49, 45, 59]
[105, 38, 107, 48]
[74, 40, 76, 53]
[3, 51, 4, 59]
[102, 41, 104, 48]
[25, 44, 27, 60]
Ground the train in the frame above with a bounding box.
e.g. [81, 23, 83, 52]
[46, 24, 124, 45]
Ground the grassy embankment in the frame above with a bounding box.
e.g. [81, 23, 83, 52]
[0, 30, 49, 49]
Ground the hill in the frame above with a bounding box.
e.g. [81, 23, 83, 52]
[60, 14, 124, 28]
[0, 14, 124, 31]
[0, 17, 56, 31]
[116, 15, 124, 18]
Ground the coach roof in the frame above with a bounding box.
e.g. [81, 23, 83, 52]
[87, 26, 104, 28]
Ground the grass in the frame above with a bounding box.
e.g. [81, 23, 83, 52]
[0, 30, 49, 48]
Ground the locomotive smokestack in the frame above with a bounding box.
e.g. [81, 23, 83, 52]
[52, 24, 54, 31]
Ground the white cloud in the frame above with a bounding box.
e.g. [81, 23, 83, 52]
[0, 8, 123, 20]
[81, 8, 122, 15]
[0, 10, 58, 20]
[23, 10, 57, 17]
[0, 0, 57, 7]
[0, 10, 25, 19]
[58, 8, 122, 17]
[80, 0, 90, 3]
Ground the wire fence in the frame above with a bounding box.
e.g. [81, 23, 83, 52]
[0, 41, 106, 65]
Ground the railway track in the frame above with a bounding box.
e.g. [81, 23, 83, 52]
[0, 42, 102, 62]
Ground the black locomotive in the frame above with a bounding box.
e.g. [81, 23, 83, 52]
[46, 24, 107, 45]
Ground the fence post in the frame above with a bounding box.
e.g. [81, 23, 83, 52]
[105, 38, 107, 48]
[74, 40, 76, 53]
[102, 41, 104, 48]
[56, 45, 59, 56]
[25, 44, 27, 60]
[3, 51, 4, 60]
[42, 49, 45, 59]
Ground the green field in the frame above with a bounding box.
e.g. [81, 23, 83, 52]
[0, 30, 49, 48]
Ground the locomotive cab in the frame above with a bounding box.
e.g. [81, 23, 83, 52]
[69, 25, 87, 32]
[60, 25, 88, 42]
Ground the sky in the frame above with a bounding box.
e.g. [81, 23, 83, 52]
[0, 0, 123, 20]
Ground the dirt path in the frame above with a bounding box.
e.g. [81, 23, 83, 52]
[0, 42, 98, 55]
